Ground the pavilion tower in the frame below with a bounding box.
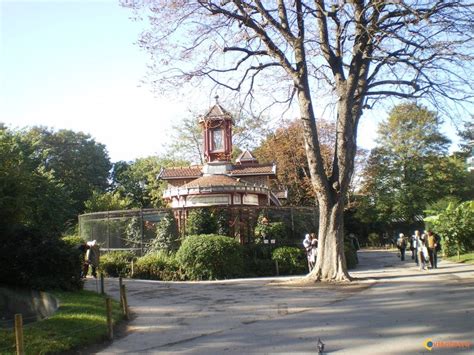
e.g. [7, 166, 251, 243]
[199, 95, 233, 165]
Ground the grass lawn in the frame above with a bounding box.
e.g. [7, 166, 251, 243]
[446, 252, 474, 265]
[0, 290, 123, 354]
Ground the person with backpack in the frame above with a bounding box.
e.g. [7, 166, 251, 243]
[427, 230, 440, 269]
[396, 233, 408, 261]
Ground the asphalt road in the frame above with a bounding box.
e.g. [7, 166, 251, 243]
[84, 250, 474, 354]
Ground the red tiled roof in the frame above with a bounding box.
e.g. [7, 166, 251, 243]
[228, 164, 275, 176]
[161, 163, 275, 180]
[160, 166, 202, 179]
[182, 175, 247, 188]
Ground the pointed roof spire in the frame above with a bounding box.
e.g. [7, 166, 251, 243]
[214, 94, 219, 104]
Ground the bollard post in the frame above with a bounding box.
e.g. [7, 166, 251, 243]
[14, 314, 24, 355]
[275, 260, 279, 276]
[131, 260, 134, 277]
[121, 285, 129, 320]
[105, 298, 113, 340]
[119, 277, 123, 309]
[100, 273, 105, 295]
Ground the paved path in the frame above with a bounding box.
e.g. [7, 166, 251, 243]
[85, 250, 474, 354]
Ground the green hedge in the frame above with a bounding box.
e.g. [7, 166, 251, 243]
[344, 240, 359, 270]
[272, 246, 306, 275]
[133, 252, 184, 281]
[0, 227, 83, 291]
[100, 251, 136, 277]
[176, 234, 244, 280]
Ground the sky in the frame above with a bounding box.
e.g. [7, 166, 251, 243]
[0, 0, 463, 163]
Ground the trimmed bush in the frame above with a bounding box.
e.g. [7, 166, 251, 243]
[176, 234, 244, 280]
[242, 244, 274, 276]
[133, 252, 183, 281]
[99, 251, 136, 277]
[0, 227, 83, 291]
[61, 235, 85, 247]
[272, 246, 306, 275]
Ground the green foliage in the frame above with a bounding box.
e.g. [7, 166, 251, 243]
[110, 157, 176, 209]
[271, 247, 306, 275]
[176, 234, 244, 280]
[186, 208, 217, 235]
[124, 217, 142, 249]
[0, 126, 111, 235]
[149, 211, 180, 253]
[254, 213, 288, 243]
[214, 208, 231, 236]
[368, 233, 380, 247]
[447, 252, 474, 265]
[0, 290, 122, 354]
[425, 201, 474, 257]
[242, 244, 275, 277]
[84, 190, 133, 212]
[26, 127, 112, 221]
[133, 251, 183, 281]
[99, 251, 136, 277]
[357, 103, 468, 227]
[61, 235, 86, 248]
[0, 228, 83, 291]
[344, 238, 359, 270]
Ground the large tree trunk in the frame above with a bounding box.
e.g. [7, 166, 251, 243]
[309, 197, 351, 282]
[296, 85, 355, 282]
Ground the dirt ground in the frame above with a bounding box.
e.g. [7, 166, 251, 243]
[82, 250, 474, 354]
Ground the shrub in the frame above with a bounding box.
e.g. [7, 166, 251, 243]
[0, 227, 83, 291]
[242, 244, 274, 276]
[176, 234, 244, 280]
[272, 247, 306, 275]
[344, 239, 359, 270]
[99, 251, 136, 277]
[186, 208, 217, 235]
[149, 211, 180, 253]
[244, 259, 275, 277]
[425, 200, 474, 257]
[61, 235, 85, 247]
[133, 252, 183, 281]
[368, 233, 380, 247]
[254, 213, 288, 244]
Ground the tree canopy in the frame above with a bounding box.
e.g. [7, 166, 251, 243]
[358, 103, 470, 226]
[0, 126, 111, 235]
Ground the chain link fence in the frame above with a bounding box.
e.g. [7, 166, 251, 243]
[79, 206, 319, 254]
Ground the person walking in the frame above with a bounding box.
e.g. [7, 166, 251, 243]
[309, 233, 318, 268]
[84, 240, 100, 278]
[416, 232, 428, 271]
[396, 233, 408, 261]
[411, 230, 422, 265]
[427, 230, 439, 269]
[303, 234, 313, 272]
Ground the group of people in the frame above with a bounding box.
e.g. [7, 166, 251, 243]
[396, 230, 441, 270]
[78, 240, 100, 278]
[303, 233, 318, 271]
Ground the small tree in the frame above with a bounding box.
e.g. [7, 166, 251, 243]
[149, 211, 180, 253]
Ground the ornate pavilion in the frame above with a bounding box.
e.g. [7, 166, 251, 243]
[159, 99, 282, 208]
